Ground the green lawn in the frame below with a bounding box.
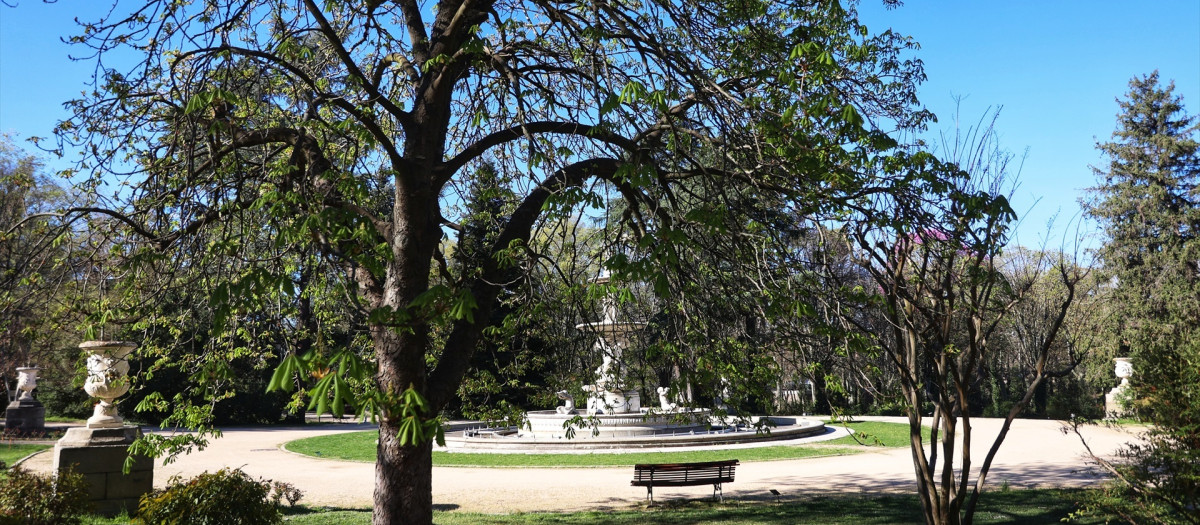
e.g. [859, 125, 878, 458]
[0, 443, 51, 467]
[284, 421, 926, 468]
[823, 420, 928, 447]
[204, 489, 1114, 525]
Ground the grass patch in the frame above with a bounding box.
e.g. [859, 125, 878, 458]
[288, 429, 377, 462]
[216, 489, 1117, 524]
[823, 420, 931, 447]
[81, 512, 134, 525]
[0, 443, 50, 467]
[285, 421, 915, 468]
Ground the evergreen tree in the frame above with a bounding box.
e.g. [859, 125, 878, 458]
[1084, 71, 1200, 524]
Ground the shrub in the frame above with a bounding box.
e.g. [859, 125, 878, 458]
[0, 466, 91, 525]
[36, 376, 94, 420]
[268, 481, 304, 508]
[136, 468, 281, 525]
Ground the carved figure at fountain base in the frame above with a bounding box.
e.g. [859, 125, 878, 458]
[555, 390, 576, 414]
[656, 386, 678, 412]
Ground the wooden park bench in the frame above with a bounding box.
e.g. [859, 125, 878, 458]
[630, 459, 739, 502]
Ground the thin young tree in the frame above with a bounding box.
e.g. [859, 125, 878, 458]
[841, 112, 1085, 525]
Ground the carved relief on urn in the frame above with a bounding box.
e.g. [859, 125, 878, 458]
[80, 341, 137, 429]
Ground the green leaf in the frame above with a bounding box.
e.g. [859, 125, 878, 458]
[393, 387, 441, 447]
[307, 374, 336, 415]
[449, 289, 478, 323]
[267, 353, 303, 393]
[183, 93, 208, 115]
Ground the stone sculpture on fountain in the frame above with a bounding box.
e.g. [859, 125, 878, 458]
[656, 386, 678, 412]
[555, 390, 576, 414]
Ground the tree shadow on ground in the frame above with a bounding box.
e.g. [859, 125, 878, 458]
[273, 490, 1129, 525]
[446, 490, 1126, 525]
[281, 503, 460, 515]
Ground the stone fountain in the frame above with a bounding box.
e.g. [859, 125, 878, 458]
[577, 274, 644, 416]
[444, 274, 827, 450]
[520, 273, 709, 439]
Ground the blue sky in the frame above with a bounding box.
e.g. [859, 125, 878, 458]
[2, 1, 1198, 249]
[856, 1, 1200, 249]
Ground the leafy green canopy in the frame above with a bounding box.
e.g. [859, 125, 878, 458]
[44, 0, 950, 523]
[48, 0, 928, 430]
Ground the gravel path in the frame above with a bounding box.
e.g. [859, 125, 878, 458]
[20, 417, 1136, 513]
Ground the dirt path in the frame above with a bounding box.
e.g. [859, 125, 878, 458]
[20, 417, 1136, 513]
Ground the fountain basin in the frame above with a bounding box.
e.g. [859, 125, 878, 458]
[442, 415, 827, 451]
[521, 409, 713, 439]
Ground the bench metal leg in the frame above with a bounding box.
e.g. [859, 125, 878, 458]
[713, 482, 723, 503]
[646, 485, 653, 503]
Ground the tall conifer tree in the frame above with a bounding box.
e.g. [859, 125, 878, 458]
[1085, 71, 1200, 523]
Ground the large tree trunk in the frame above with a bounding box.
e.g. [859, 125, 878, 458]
[371, 320, 438, 525]
[370, 172, 443, 525]
[372, 317, 436, 525]
[374, 419, 435, 525]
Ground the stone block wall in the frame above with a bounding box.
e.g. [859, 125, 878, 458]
[53, 427, 154, 516]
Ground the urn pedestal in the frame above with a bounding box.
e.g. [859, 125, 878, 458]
[54, 426, 154, 516]
[53, 341, 152, 516]
[5, 367, 45, 434]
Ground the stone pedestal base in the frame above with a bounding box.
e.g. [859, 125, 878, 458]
[54, 426, 154, 516]
[585, 390, 643, 415]
[1105, 385, 1129, 419]
[4, 398, 45, 434]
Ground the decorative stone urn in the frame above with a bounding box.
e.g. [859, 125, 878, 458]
[15, 366, 40, 400]
[80, 341, 137, 429]
[54, 340, 152, 517]
[1114, 357, 1133, 386]
[5, 366, 45, 434]
[1105, 357, 1133, 418]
